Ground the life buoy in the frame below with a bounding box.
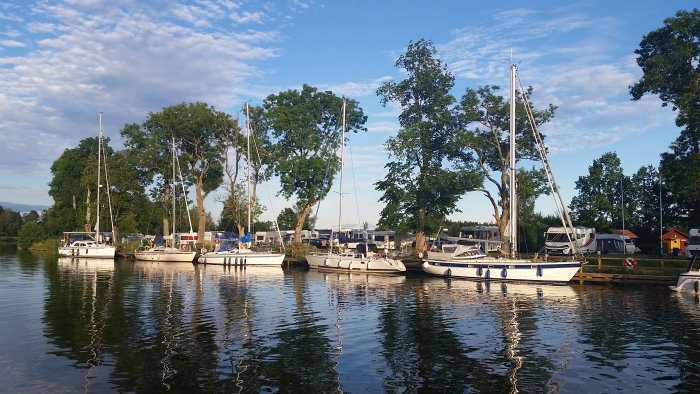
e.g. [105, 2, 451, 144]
[374, 253, 382, 260]
[624, 257, 637, 270]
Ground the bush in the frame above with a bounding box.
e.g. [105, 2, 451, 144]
[17, 221, 46, 250]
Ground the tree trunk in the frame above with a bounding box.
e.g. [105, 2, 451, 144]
[294, 203, 314, 245]
[195, 183, 206, 247]
[84, 188, 91, 232]
[414, 206, 426, 255]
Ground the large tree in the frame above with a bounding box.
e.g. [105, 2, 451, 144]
[263, 85, 366, 244]
[121, 102, 236, 244]
[455, 77, 555, 255]
[569, 152, 629, 232]
[375, 39, 482, 253]
[630, 8, 700, 226]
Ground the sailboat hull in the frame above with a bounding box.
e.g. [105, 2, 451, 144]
[58, 245, 116, 259]
[306, 253, 406, 274]
[422, 258, 581, 283]
[197, 251, 284, 266]
[134, 247, 196, 262]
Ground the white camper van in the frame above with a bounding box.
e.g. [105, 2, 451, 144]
[544, 227, 596, 255]
[688, 229, 700, 257]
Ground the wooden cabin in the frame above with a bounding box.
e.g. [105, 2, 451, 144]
[661, 229, 689, 256]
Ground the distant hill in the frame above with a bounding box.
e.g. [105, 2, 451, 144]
[0, 201, 51, 213]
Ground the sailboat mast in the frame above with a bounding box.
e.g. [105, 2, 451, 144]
[509, 64, 517, 258]
[172, 136, 177, 246]
[338, 100, 346, 246]
[246, 103, 252, 235]
[96, 113, 103, 242]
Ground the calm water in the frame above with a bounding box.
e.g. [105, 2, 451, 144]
[2, 248, 700, 393]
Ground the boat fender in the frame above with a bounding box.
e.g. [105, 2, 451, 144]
[476, 266, 483, 277]
[324, 258, 329, 266]
[445, 268, 451, 277]
[243, 258, 247, 266]
[623, 257, 637, 270]
[536, 265, 543, 277]
[695, 281, 699, 293]
[485, 269, 490, 279]
[418, 252, 424, 259]
[501, 268, 507, 278]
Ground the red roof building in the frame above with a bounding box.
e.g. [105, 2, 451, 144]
[661, 229, 689, 255]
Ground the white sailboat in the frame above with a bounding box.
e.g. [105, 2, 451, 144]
[422, 64, 582, 283]
[135, 137, 197, 262]
[305, 101, 406, 274]
[58, 114, 116, 259]
[197, 103, 285, 267]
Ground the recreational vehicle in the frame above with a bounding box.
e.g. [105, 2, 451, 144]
[458, 225, 502, 252]
[688, 229, 700, 257]
[596, 233, 637, 254]
[544, 227, 596, 255]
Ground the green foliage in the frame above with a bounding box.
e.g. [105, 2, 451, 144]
[263, 85, 366, 240]
[375, 39, 482, 248]
[17, 221, 46, 250]
[631, 8, 700, 227]
[276, 208, 298, 231]
[0, 207, 23, 236]
[570, 152, 627, 231]
[454, 75, 556, 251]
[121, 102, 237, 241]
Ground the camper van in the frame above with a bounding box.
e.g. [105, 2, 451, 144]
[596, 233, 637, 254]
[544, 227, 596, 255]
[688, 229, 700, 257]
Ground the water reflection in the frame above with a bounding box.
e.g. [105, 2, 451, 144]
[2, 252, 700, 392]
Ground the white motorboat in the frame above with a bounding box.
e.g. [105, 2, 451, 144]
[670, 257, 700, 292]
[422, 64, 584, 283]
[198, 242, 285, 266]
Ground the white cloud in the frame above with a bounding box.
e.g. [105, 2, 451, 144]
[0, 39, 25, 47]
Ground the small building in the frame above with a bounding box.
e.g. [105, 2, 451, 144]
[661, 229, 689, 256]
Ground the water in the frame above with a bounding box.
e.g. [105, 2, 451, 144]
[2, 248, 700, 393]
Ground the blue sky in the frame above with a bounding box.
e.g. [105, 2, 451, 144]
[0, 0, 693, 230]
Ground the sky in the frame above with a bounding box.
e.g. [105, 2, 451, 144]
[0, 0, 694, 230]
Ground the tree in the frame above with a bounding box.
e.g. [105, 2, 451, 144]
[17, 221, 45, 250]
[46, 137, 102, 234]
[263, 85, 366, 244]
[0, 207, 22, 237]
[659, 133, 700, 227]
[122, 102, 236, 244]
[455, 75, 555, 255]
[276, 208, 298, 232]
[375, 39, 482, 253]
[630, 8, 700, 226]
[569, 152, 629, 231]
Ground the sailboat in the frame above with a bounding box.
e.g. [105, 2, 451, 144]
[305, 101, 406, 274]
[421, 64, 582, 283]
[197, 104, 285, 267]
[58, 114, 116, 259]
[134, 137, 197, 262]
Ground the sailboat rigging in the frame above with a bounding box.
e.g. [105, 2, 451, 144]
[197, 103, 285, 266]
[134, 137, 197, 262]
[305, 100, 406, 274]
[58, 114, 117, 259]
[421, 64, 583, 283]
